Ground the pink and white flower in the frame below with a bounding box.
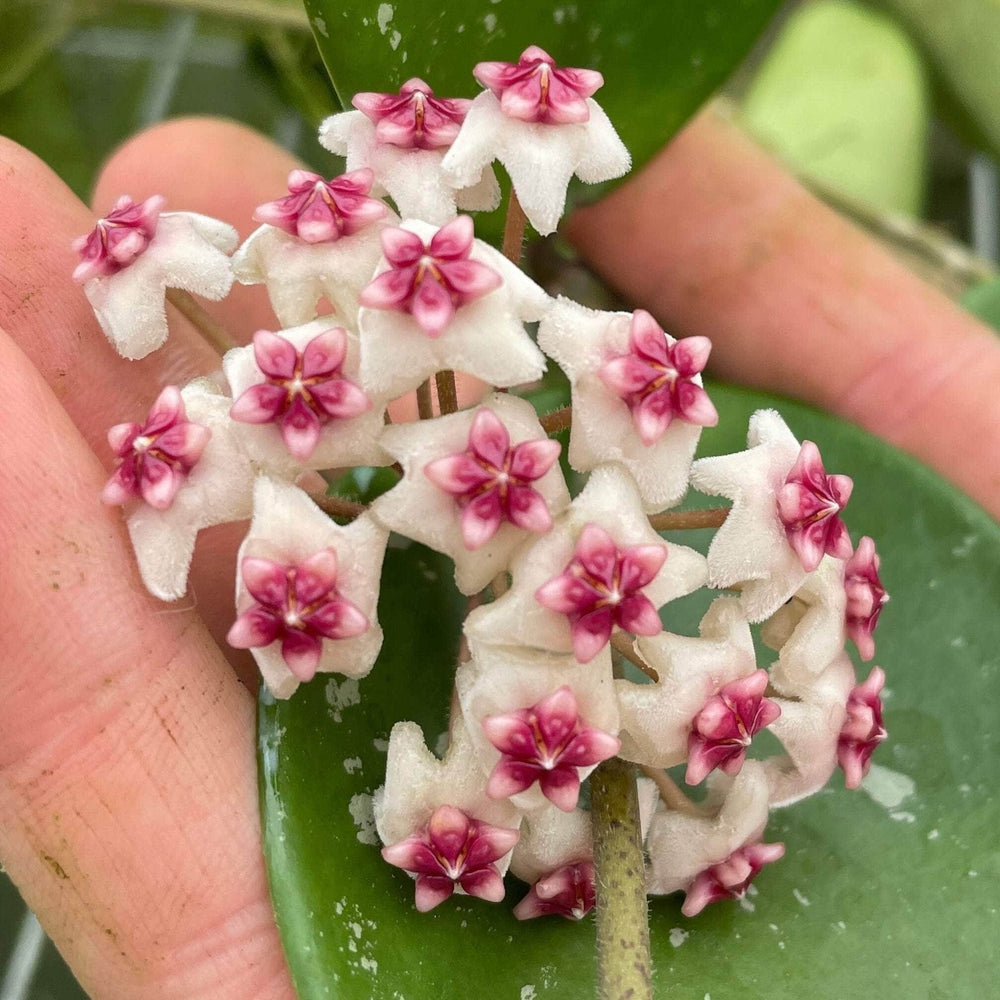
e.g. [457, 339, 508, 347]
[320, 80, 500, 225]
[777, 441, 853, 572]
[359, 215, 502, 338]
[223, 319, 389, 477]
[692, 410, 835, 622]
[539, 298, 716, 511]
[838, 666, 887, 789]
[686, 671, 781, 786]
[442, 47, 630, 235]
[119, 378, 255, 601]
[464, 465, 706, 659]
[102, 385, 210, 510]
[73, 195, 237, 359]
[844, 537, 889, 661]
[357, 218, 550, 399]
[514, 861, 596, 921]
[382, 804, 520, 912]
[234, 478, 387, 699]
[681, 840, 786, 917]
[370, 394, 569, 595]
[615, 597, 757, 770]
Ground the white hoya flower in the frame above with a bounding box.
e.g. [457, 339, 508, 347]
[223, 318, 390, 479]
[369, 392, 570, 595]
[760, 554, 848, 689]
[690, 409, 853, 622]
[441, 47, 631, 235]
[463, 464, 708, 663]
[455, 643, 619, 813]
[375, 719, 522, 912]
[102, 378, 255, 601]
[231, 168, 395, 329]
[614, 597, 757, 771]
[228, 477, 388, 700]
[72, 195, 237, 360]
[763, 654, 855, 808]
[356, 215, 550, 399]
[645, 762, 784, 917]
[538, 298, 718, 512]
[319, 78, 500, 225]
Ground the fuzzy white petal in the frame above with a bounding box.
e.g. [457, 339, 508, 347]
[370, 393, 569, 594]
[690, 409, 806, 621]
[464, 465, 707, 655]
[235, 477, 388, 699]
[615, 597, 756, 769]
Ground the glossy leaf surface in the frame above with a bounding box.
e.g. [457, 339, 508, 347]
[260, 383, 999, 999]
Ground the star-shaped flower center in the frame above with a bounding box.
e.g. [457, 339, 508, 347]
[359, 215, 502, 337]
[423, 407, 561, 549]
[253, 168, 387, 244]
[352, 77, 472, 149]
[682, 840, 786, 917]
[844, 536, 889, 661]
[514, 861, 596, 921]
[535, 522, 667, 663]
[482, 686, 620, 811]
[474, 45, 604, 124]
[227, 549, 369, 682]
[598, 310, 719, 445]
[381, 804, 520, 912]
[838, 666, 888, 789]
[776, 440, 854, 572]
[72, 193, 166, 283]
[101, 385, 211, 510]
[685, 670, 781, 785]
[230, 327, 370, 460]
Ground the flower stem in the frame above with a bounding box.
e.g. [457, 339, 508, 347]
[590, 756, 653, 1000]
[309, 493, 366, 519]
[609, 632, 659, 682]
[435, 370, 459, 415]
[502, 188, 528, 264]
[165, 288, 236, 354]
[649, 507, 729, 531]
[539, 405, 572, 434]
[639, 765, 707, 817]
[416, 379, 435, 420]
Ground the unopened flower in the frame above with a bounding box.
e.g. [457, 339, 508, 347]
[359, 216, 502, 337]
[73, 195, 237, 359]
[682, 840, 786, 917]
[844, 537, 889, 661]
[455, 643, 618, 814]
[234, 478, 387, 699]
[375, 719, 522, 908]
[483, 686, 620, 811]
[691, 410, 835, 622]
[102, 385, 210, 510]
[777, 441, 853, 571]
[539, 298, 715, 511]
[838, 666, 887, 789]
[514, 861, 595, 921]
[535, 522, 667, 663]
[227, 550, 370, 682]
[371, 393, 569, 595]
[442, 46, 630, 235]
[382, 804, 520, 912]
[357, 218, 549, 399]
[118, 378, 255, 601]
[223, 319, 388, 477]
[615, 597, 757, 770]
[320, 79, 500, 224]
[464, 465, 706, 658]
[686, 671, 781, 786]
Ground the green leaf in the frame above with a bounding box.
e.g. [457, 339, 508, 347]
[0, 0, 78, 95]
[301, 0, 783, 177]
[740, 0, 930, 216]
[259, 383, 1000, 999]
[961, 276, 1000, 334]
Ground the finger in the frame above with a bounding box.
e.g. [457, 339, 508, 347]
[0, 329, 293, 999]
[566, 108, 1000, 517]
[92, 117, 303, 342]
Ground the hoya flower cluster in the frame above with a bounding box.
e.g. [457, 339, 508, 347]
[75, 47, 889, 924]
